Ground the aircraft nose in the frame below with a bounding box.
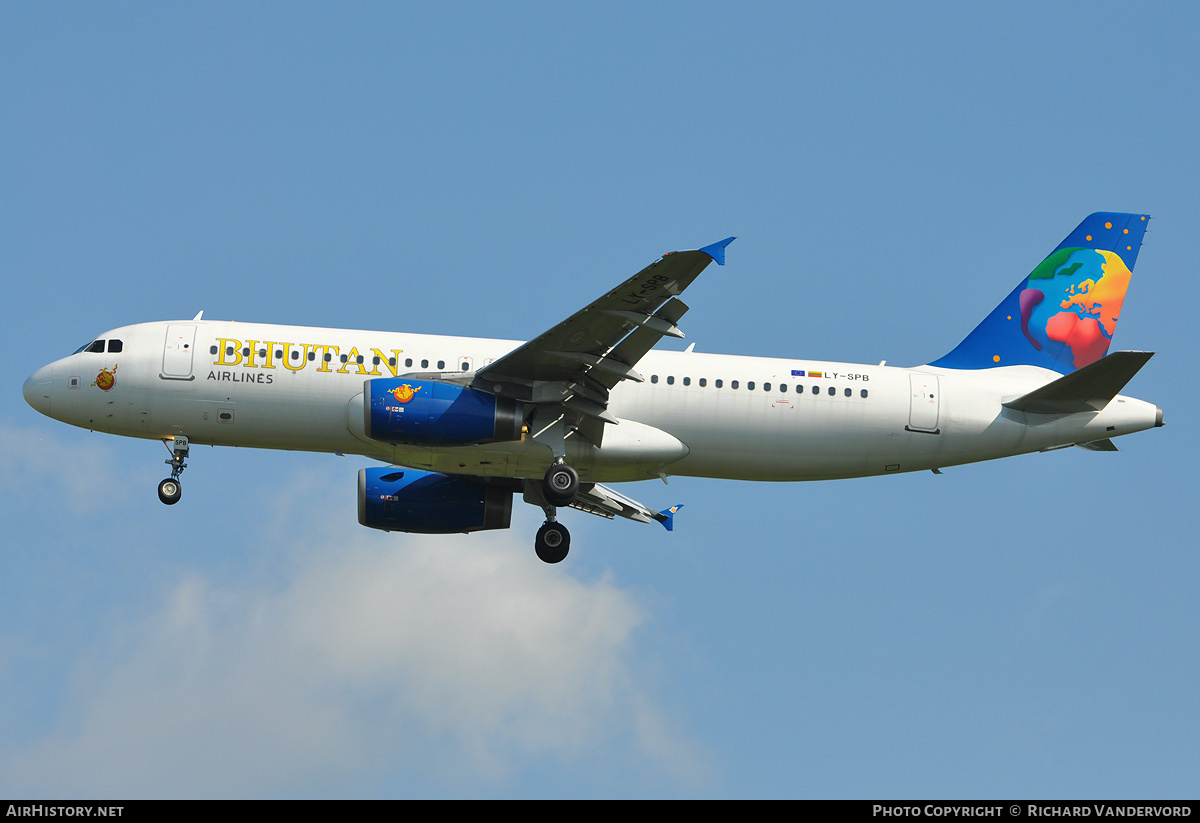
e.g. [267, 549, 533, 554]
[23, 367, 53, 416]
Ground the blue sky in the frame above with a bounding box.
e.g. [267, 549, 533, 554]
[2, 2, 1197, 798]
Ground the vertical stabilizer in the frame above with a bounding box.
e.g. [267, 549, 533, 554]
[930, 213, 1149, 373]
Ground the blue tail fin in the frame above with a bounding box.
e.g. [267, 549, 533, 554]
[930, 213, 1149, 374]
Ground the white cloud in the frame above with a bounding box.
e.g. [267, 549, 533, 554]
[2, 493, 708, 797]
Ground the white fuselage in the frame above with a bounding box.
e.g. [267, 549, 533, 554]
[23, 320, 1162, 484]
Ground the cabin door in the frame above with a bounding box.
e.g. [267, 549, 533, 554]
[907, 373, 940, 433]
[162, 324, 197, 380]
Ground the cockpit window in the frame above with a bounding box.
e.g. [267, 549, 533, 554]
[72, 338, 117, 355]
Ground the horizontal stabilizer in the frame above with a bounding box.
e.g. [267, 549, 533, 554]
[1075, 438, 1118, 451]
[1003, 351, 1154, 415]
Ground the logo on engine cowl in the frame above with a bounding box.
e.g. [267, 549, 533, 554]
[388, 384, 422, 403]
[92, 365, 118, 391]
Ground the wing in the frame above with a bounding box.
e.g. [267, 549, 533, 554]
[471, 237, 734, 446]
[525, 480, 683, 530]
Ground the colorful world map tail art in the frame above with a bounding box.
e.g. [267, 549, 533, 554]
[930, 212, 1149, 374]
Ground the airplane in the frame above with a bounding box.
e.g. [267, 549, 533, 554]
[23, 212, 1162, 563]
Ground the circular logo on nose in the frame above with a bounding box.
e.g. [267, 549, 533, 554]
[92, 365, 118, 391]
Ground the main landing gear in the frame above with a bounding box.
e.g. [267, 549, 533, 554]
[530, 461, 579, 564]
[535, 521, 570, 564]
[542, 461, 579, 507]
[157, 436, 189, 505]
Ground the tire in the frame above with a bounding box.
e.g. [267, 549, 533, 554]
[535, 522, 570, 564]
[542, 463, 579, 507]
[158, 478, 182, 505]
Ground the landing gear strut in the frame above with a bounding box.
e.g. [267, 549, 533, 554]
[158, 436, 189, 505]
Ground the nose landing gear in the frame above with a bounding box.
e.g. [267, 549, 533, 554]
[158, 436, 189, 505]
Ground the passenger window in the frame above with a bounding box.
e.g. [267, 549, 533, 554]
[715, 379, 723, 388]
[225, 346, 235, 357]
[242, 347, 250, 358]
[209, 345, 218, 355]
[275, 349, 283, 360]
[748, 381, 755, 390]
[108, 340, 123, 353]
[357, 355, 365, 364]
[731, 380, 739, 389]
[699, 378, 707, 387]
[764, 382, 771, 392]
[667, 376, 675, 385]
[651, 375, 659, 384]
[812, 385, 819, 395]
[437, 360, 445, 370]
[309, 351, 316, 361]
[683, 377, 691, 386]
[828, 386, 836, 396]
[461, 362, 469, 371]
[339, 354, 348, 363]
[844, 388, 852, 397]
[259, 349, 267, 359]
[421, 359, 429, 368]
[861, 389, 869, 398]
[389, 357, 396, 367]
[373, 356, 381, 365]
[292, 350, 301, 361]
[405, 358, 413, 367]
[324, 353, 332, 362]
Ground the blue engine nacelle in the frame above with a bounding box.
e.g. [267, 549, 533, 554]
[364, 378, 522, 444]
[358, 467, 513, 534]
